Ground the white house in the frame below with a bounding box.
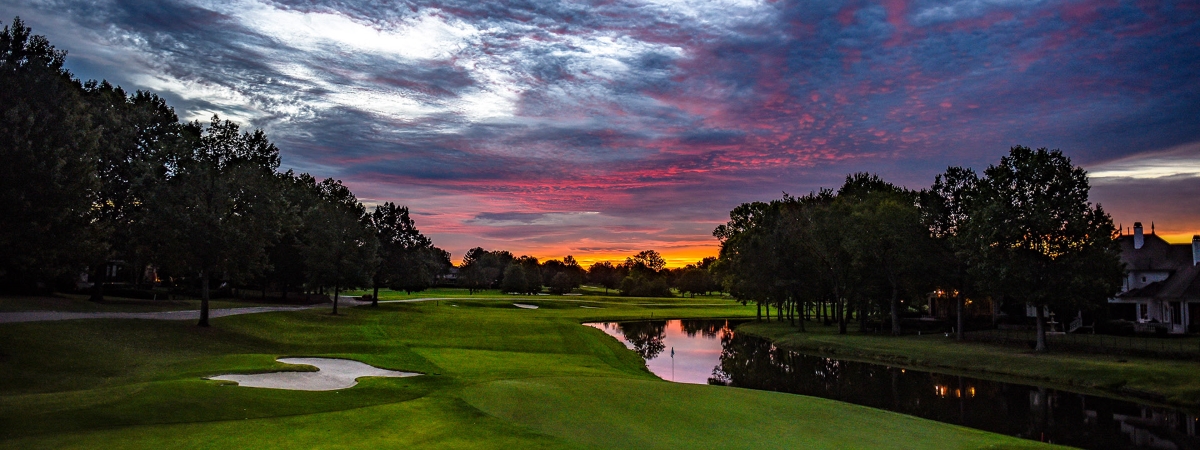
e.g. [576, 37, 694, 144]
[1107, 222, 1200, 334]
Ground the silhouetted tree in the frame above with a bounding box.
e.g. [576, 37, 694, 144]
[145, 116, 281, 326]
[500, 263, 527, 294]
[963, 146, 1123, 351]
[301, 178, 377, 315]
[459, 247, 513, 293]
[587, 261, 622, 293]
[0, 17, 102, 291]
[369, 202, 446, 303]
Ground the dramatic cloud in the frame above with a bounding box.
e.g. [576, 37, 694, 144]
[9, 0, 1200, 264]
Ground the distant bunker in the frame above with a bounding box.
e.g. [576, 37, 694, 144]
[513, 303, 539, 309]
[209, 357, 420, 391]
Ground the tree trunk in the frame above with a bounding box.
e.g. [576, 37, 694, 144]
[372, 277, 380, 308]
[332, 284, 340, 315]
[956, 293, 964, 341]
[798, 301, 806, 332]
[1034, 305, 1047, 351]
[837, 298, 847, 334]
[859, 301, 867, 333]
[198, 270, 210, 327]
[89, 264, 106, 302]
[890, 283, 901, 335]
[789, 299, 795, 326]
[757, 302, 761, 321]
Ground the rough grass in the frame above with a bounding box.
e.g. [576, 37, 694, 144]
[739, 321, 1200, 409]
[0, 298, 1053, 449]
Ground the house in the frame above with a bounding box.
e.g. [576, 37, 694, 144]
[1107, 222, 1200, 334]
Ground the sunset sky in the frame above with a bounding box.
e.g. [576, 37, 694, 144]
[10, 0, 1199, 267]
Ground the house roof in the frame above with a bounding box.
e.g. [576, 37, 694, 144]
[1116, 234, 1191, 271]
[1115, 233, 1200, 301]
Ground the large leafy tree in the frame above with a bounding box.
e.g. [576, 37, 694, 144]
[302, 178, 377, 315]
[500, 263, 528, 294]
[795, 190, 857, 334]
[586, 261, 622, 293]
[517, 255, 543, 294]
[145, 116, 281, 326]
[458, 248, 514, 293]
[83, 82, 185, 299]
[841, 174, 934, 335]
[919, 166, 981, 341]
[0, 17, 102, 291]
[714, 201, 786, 320]
[964, 146, 1123, 351]
[369, 202, 446, 304]
[676, 266, 711, 298]
[262, 171, 322, 301]
[626, 250, 666, 274]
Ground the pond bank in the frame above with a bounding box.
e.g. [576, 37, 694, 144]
[736, 321, 1200, 410]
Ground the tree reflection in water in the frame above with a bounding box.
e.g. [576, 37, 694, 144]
[679, 320, 727, 339]
[709, 331, 1200, 450]
[590, 319, 1199, 449]
[617, 320, 666, 359]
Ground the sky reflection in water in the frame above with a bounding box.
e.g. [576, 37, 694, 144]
[587, 319, 1200, 450]
[586, 320, 731, 384]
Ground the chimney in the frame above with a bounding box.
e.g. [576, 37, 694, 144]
[1134, 222, 1144, 249]
[1193, 235, 1199, 266]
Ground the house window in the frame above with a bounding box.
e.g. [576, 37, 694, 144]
[1142, 276, 1147, 282]
[1139, 303, 1148, 321]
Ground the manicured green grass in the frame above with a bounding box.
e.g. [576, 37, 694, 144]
[347, 286, 730, 302]
[465, 377, 1054, 449]
[739, 321, 1200, 408]
[0, 298, 1053, 449]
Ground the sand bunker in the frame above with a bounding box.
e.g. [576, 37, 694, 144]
[579, 306, 602, 309]
[513, 303, 539, 309]
[209, 357, 420, 391]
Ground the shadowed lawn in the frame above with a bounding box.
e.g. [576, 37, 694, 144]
[740, 321, 1200, 408]
[464, 377, 1055, 449]
[0, 294, 287, 313]
[0, 298, 1054, 449]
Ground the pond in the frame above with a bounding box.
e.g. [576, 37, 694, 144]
[587, 319, 1200, 450]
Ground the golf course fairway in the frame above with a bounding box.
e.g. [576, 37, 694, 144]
[0, 296, 1056, 449]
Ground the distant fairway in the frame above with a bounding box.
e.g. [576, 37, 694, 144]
[0, 293, 1055, 449]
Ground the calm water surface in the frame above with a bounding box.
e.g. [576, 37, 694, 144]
[587, 319, 1200, 450]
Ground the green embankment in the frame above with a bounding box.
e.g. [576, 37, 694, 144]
[739, 321, 1200, 409]
[0, 294, 1053, 449]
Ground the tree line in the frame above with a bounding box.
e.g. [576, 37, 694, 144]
[0, 18, 449, 324]
[712, 147, 1125, 351]
[455, 248, 721, 298]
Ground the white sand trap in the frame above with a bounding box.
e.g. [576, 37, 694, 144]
[580, 306, 602, 309]
[513, 303, 539, 309]
[209, 357, 420, 391]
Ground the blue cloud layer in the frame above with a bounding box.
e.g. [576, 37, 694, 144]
[8, 0, 1199, 260]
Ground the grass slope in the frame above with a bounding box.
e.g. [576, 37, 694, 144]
[1, 298, 1052, 449]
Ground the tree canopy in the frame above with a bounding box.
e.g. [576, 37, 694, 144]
[0, 18, 447, 326]
[714, 150, 1123, 348]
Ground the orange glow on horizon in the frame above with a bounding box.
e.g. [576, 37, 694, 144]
[562, 246, 719, 269]
[1159, 232, 1200, 245]
[451, 243, 719, 269]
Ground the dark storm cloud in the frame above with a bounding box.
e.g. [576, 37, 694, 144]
[7, 0, 1199, 261]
